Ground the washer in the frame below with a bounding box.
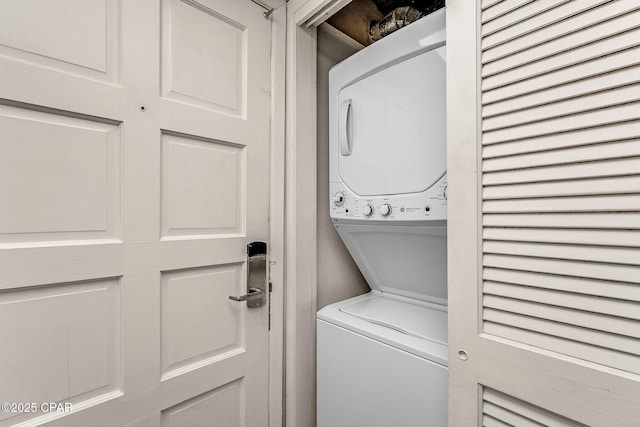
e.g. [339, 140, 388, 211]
[317, 292, 448, 427]
[318, 9, 447, 427]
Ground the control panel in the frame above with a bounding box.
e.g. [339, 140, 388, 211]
[330, 175, 447, 221]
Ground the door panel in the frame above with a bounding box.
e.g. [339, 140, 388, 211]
[0, 0, 272, 425]
[161, 0, 247, 116]
[160, 264, 244, 375]
[160, 380, 243, 427]
[448, 1, 640, 426]
[0, 106, 120, 243]
[0, 0, 119, 82]
[160, 133, 245, 238]
[0, 278, 121, 422]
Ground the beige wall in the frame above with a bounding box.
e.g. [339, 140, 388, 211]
[316, 23, 369, 310]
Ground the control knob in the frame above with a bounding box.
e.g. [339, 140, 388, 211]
[380, 203, 392, 216]
[363, 204, 374, 216]
[333, 192, 345, 206]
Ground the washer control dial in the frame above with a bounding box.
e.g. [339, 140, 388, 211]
[443, 186, 447, 200]
[380, 203, 392, 216]
[363, 204, 374, 216]
[333, 192, 345, 206]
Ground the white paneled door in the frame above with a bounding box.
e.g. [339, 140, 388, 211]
[0, 1, 274, 426]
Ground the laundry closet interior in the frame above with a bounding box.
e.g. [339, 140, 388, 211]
[3, 0, 640, 425]
[314, 1, 448, 425]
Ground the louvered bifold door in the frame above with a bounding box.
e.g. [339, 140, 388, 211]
[448, 1, 640, 426]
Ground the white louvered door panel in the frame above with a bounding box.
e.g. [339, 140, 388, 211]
[448, 1, 640, 426]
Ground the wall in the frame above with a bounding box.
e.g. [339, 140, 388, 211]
[316, 23, 369, 310]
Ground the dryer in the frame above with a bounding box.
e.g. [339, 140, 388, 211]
[317, 8, 447, 427]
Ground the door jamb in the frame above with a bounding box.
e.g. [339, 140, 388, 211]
[284, 1, 348, 426]
[269, 4, 287, 427]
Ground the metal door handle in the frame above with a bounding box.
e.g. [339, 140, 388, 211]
[229, 287, 265, 302]
[229, 241, 267, 308]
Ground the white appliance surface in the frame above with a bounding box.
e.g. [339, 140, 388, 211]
[317, 291, 447, 366]
[337, 46, 446, 197]
[329, 9, 448, 305]
[317, 292, 448, 427]
[334, 223, 447, 305]
[329, 9, 447, 223]
[318, 10, 448, 427]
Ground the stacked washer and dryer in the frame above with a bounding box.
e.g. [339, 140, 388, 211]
[317, 9, 447, 427]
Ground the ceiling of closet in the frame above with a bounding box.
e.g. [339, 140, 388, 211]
[327, 0, 444, 46]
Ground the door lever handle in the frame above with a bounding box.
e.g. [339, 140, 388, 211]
[231, 241, 267, 308]
[229, 287, 265, 302]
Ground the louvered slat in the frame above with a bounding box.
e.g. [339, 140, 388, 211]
[482, 0, 505, 11]
[483, 121, 640, 158]
[483, 268, 640, 301]
[482, 0, 640, 64]
[483, 212, 640, 228]
[483, 293, 640, 337]
[484, 283, 640, 322]
[483, 388, 587, 427]
[483, 176, 640, 199]
[482, 194, 640, 214]
[482, 26, 640, 90]
[483, 195, 640, 213]
[482, 0, 567, 37]
[486, 307, 640, 351]
[483, 7, 640, 74]
[483, 414, 513, 427]
[484, 240, 640, 266]
[484, 227, 640, 248]
[483, 158, 640, 185]
[482, 0, 536, 24]
[483, 140, 640, 171]
[482, 0, 622, 55]
[483, 84, 640, 132]
[484, 321, 640, 374]
[483, 102, 640, 145]
[482, 46, 640, 105]
[483, 401, 546, 427]
[484, 254, 640, 284]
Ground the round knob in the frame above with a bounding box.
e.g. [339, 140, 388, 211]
[443, 186, 447, 200]
[380, 203, 392, 216]
[363, 204, 374, 216]
[333, 192, 345, 206]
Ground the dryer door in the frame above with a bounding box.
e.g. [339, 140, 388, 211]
[337, 46, 446, 196]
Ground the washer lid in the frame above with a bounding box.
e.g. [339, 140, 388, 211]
[337, 46, 446, 196]
[340, 294, 447, 343]
[317, 292, 448, 366]
[334, 223, 448, 305]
